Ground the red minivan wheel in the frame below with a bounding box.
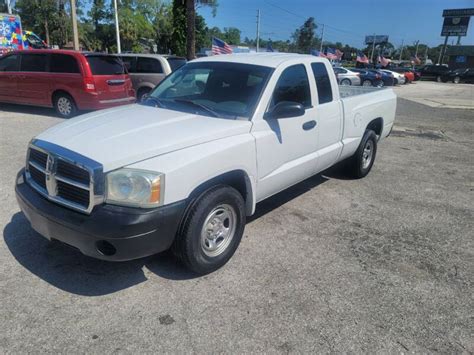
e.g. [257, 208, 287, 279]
[53, 93, 77, 119]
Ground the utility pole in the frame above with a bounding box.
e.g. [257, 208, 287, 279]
[6, 0, 12, 14]
[438, 36, 448, 64]
[456, 36, 461, 45]
[399, 39, 404, 61]
[113, 0, 121, 53]
[256, 9, 260, 53]
[424, 46, 428, 63]
[370, 33, 376, 64]
[70, 0, 79, 50]
[319, 24, 325, 52]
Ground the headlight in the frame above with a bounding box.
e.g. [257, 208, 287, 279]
[106, 169, 163, 208]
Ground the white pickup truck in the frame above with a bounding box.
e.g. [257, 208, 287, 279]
[16, 53, 396, 274]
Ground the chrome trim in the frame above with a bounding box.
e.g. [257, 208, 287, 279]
[25, 139, 104, 214]
[28, 160, 46, 173]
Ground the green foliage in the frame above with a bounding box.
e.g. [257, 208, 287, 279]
[292, 17, 319, 54]
[171, 0, 186, 56]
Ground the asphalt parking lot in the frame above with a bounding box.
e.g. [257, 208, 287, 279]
[1, 82, 473, 353]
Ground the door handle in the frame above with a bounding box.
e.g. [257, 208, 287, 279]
[302, 120, 317, 130]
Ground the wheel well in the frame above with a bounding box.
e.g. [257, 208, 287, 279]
[188, 170, 253, 216]
[366, 117, 383, 137]
[52, 90, 74, 106]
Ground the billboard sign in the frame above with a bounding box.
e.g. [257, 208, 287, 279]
[441, 16, 470, 36]
[365, 35, 389, 45]
[442, 8, 474, 17]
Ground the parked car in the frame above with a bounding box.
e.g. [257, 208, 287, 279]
[15, 54, 396, 274]
[0, 50, 135, 118]
[351, 68, 384, 87]
[390, 67, 415, 83]
[368, 69, 395, 86]
[118, 54, 186, 101]
[381, 69, 406, 85]
[333, 67, 361, 86]
[440, 67, 474, 84]
[418, 64, 450, 82]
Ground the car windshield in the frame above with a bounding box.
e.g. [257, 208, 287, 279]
[147, 61, 273, 119]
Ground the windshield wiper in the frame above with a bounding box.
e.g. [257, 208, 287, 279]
[171, 99, 219, 118]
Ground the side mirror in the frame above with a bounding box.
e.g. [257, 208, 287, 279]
[140, 93, 150, 102]
[265, 101, 305, 119]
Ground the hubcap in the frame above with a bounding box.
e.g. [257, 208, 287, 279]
[57, 97, 72, 116]
[454, 77, 460, 84]
[201, 204, 236, 257]
[361, 140, 374, 169]
[363, 80, 372, 87]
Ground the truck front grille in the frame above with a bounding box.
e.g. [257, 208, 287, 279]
[25, 141, 104, 214]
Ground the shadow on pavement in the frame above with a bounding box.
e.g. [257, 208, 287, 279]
[0, 103, 57, 117]
[4, 171, 345, 296]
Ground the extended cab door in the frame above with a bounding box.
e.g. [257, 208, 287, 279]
[309, 62, 343, 171]
[252, 63, 320, 201]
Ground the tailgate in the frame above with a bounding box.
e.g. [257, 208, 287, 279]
[86, 55, 131, 100]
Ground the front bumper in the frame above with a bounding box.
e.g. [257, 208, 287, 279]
[15, 170, 186, 261]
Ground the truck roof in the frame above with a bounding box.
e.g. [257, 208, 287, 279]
[192, 53, 326, 68]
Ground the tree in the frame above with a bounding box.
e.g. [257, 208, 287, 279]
[184, 0, 218, 60]
[292, 17, 318, 54]
[222, 27, 240, 45]
[15, 0, 58, 44]
[171, 0, 186, 56]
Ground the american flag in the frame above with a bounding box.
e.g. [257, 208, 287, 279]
[378, 55, 390, 67]
[212, 37, 233, 55]
[356, 52, 369, 64]
[326, 48, 338, 60]
[310, 49, 326, 58]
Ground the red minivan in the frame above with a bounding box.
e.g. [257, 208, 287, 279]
[0, 50, 135, 118]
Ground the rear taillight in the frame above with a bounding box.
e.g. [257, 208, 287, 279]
[84, 77, 96, 92]
[376, 74, 381, 79]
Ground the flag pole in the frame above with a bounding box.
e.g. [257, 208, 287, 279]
[113, 0, 121, 53]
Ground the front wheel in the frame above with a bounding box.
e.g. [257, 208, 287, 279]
[453, 76, 460, 84]
[172, 186, 246, 274]
[436, 75, 442, 83]
[53, 93, 77, 118]
[345, 130, 377, 179]
[340, 79, 351, 86]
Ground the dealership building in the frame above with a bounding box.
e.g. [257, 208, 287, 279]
[446, 45, 474, 69]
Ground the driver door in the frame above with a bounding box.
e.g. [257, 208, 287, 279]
[252, 64, 319, 201]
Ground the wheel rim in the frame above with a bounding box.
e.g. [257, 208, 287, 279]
[201, 204, 237, 257]
[57, 97, 72, 116]
[437, 76, 441, 82]
[363, 80, 372, 86]
[454, 76, 460, 84]
[361, 140, 374, 169]
[341, 79, 350, 86]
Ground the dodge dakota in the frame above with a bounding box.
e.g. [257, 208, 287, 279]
[16, 53, 396, 274]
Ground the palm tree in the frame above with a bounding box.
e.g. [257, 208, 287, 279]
[185, 0, 217, 60]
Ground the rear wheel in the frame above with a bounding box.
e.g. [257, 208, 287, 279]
[362, 80, 372, 87]
[172, 186, 246, 274]
[453, 76, 461, 84]
[53, 93, 77, 118]
[345, 130, 377, 179]
[340, 79, 351, 86]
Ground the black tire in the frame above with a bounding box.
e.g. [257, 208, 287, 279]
[345, 130, 377, 179]
[53, 93, 77, 118]
[137, 87, 151, 102]
[172, 186, 246, 274]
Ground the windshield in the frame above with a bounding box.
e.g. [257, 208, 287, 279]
[147, 62, 273, 119]
[86, 55, 125, 75]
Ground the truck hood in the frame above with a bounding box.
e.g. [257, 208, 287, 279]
[36, 104, 252, 172]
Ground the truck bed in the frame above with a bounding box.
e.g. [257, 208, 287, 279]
[339, 85, 388, 98]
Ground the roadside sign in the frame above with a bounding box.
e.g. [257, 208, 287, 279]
[442, 8, 474, 17]
[441, 16, 470, 36]
[365, 35, 389, 45]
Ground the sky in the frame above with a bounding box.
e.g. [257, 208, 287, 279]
[198, 0, 474, 48]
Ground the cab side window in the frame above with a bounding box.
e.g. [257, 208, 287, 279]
[0, 55, 20, 72]
[137, 57, 163, 74]
[310, 63, 333, 105]
[271, 64, 311, 108]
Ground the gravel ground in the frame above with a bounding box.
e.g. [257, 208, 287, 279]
[0, 97, 473, 353]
